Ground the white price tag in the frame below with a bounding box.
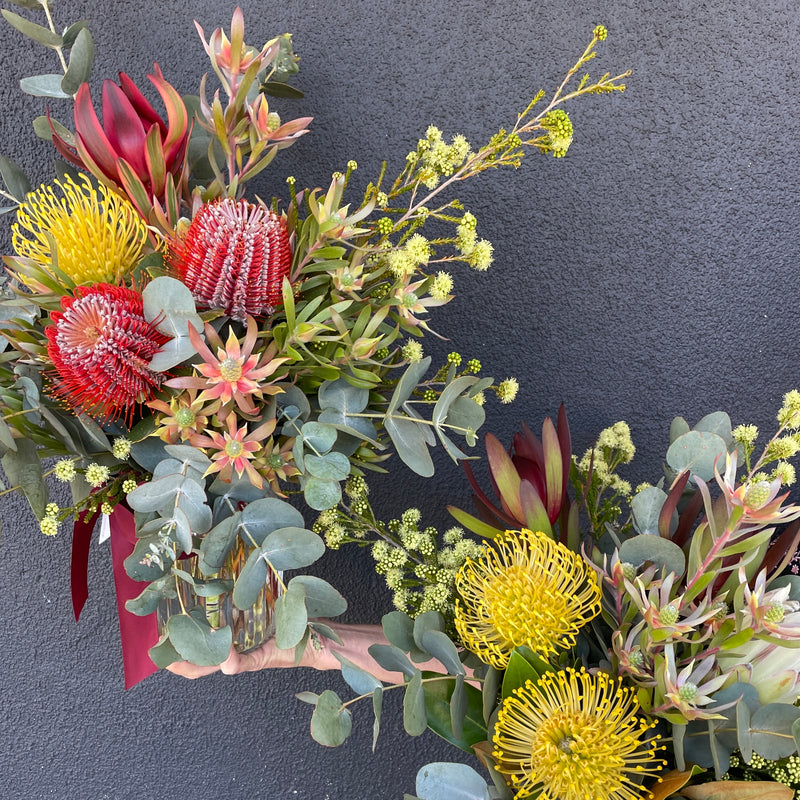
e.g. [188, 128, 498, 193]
[98, 513, 111, 543]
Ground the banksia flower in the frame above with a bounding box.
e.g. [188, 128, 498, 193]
[45, 284, 169, 424]
[169, 199, 291, 321]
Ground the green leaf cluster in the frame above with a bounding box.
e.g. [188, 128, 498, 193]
[122, 446, 343, 668]
[679, 683, 800, 779]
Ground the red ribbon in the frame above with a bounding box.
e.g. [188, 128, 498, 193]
[71, 507, 99, 622]
[70, 504, 159, 689]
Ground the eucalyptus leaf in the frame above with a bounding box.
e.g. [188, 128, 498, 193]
[694, 411, 733, 445]
[61, 27, 93, 95]
[167, 608, 232, 666]
[123, 535, 172, 581]
[142, 277, 202, 365]
[422, 674, 488, 752]
[231, 549, 268, 610]
[174, 478, 212, 535]
[199, 514, 240, 571]
[240, 497, 304, 546]
[482, 665, 502, 725]
[631, 486, 670, 536]
[318, 377, 369, 414]
[274, 579, 308, 650]
[2, 9, 62, 46]
[432, 376, 478, 428]
[443, 396, 486, 443]
[261, 80, 305, 99]
[310, 689, 352, 747]
[125, 473, 186, 512]
[388, 357, 431, 414]
[303, 475, 342, 510]
[0, 415, 18, 451]
[737, 700, 753, 764]
[0, 155, 31, 202]
[413, 611, 446, 651]
[129, 436, 171, 472]
[384, 414, 435, 477]
[670, 416, 691, 443]
[208, 472, 270, 503]
[125, 576, 173, 616]
[403, 670, 428, 736]
[148, 634, 183, 669]
[415, 762, 491, 800]
[148, 337, 198, 372]
[61, 19, 90, 50]
[1, 437, 48, 517]
[382, 610, 429, 662]
[308, 621, 343, 646]
[167, 507, 190, 556]
[372, 686, 383, 752]
[3, 0, 42, 9]
[450, 674, 466, 740]
[303, 451, 350, 481]
[20, 73, 72, 99]
[258, 526, 323, 572]
[666, 430, 727, 482]
[317, 406, 381, 446]
[300, 420, 338, 454]
[750, 703, 800, 760]
[289, 574, 347, 618]
[334, 652, 383, 695]
[368, 643, 416, 678]
[618, 534, 686, 578]
[275, 383, 311, 422]
[421, 630, 465, 676]
[164, 443, 213, 473]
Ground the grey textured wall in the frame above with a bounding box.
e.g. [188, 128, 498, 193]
[1, 0, 799, 798]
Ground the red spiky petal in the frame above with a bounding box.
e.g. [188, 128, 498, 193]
[170, 199, 291, 321]
[46, 284, 169, 424]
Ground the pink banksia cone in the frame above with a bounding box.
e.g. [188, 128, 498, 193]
[170, 199, 291, 321]
[45, 284, 169, 425]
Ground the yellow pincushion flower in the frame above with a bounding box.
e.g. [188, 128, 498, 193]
[454, 529, 600, 668]
[493, 668, 664, 800]
[11, 174, 147, 288]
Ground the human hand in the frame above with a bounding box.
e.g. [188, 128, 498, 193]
[166, 635, 330, 679]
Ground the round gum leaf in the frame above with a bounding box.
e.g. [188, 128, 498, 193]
[618, 534, 686, 578]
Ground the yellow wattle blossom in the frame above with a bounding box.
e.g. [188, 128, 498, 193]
[12, 174, 147, 288]
[454, 529, 600, 669]
[493, 668, 664, 800]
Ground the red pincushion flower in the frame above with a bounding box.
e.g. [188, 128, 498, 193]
[45, 284, 169, 424]
[170, 199, 291, 321]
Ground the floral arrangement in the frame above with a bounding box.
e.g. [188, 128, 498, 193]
[0, 2, 628, 675]
[5, 4, 799, 800]
[310, 400, 800, 799]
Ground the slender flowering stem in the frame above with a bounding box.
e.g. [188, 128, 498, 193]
[341, 674, 482, 710]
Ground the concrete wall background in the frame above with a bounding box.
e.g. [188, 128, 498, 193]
[1, 0, 799, 797]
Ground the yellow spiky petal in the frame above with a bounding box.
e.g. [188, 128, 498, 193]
[11, 174, 147, 288]
[493, 668, 664, 800]
[454, 529, 600, 669]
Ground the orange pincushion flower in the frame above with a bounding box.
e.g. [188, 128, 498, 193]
[45, 284, 169, 424]
[170, 198, 291, 321]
